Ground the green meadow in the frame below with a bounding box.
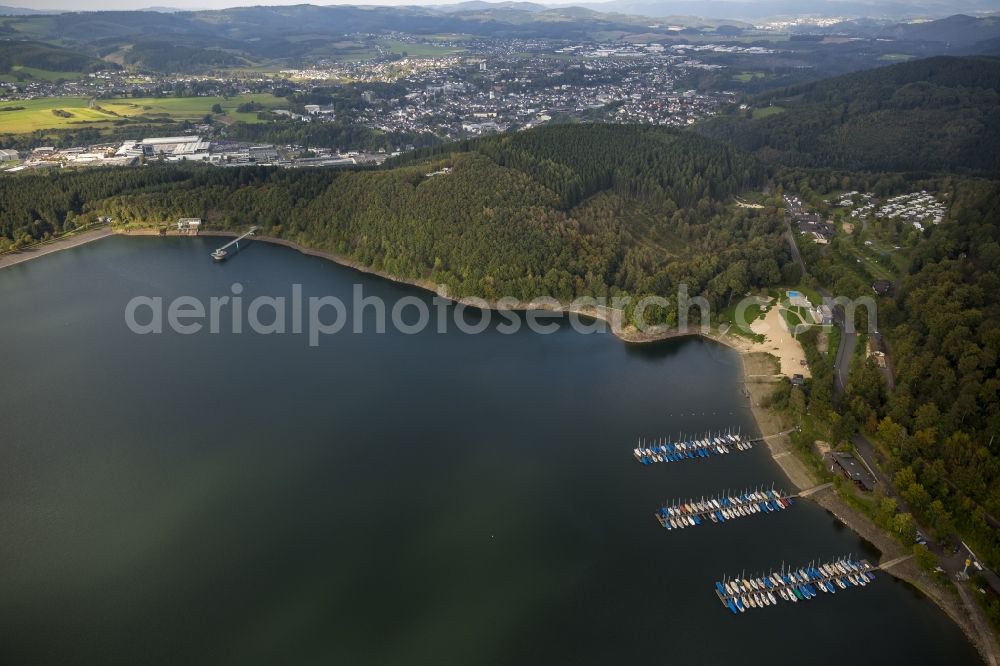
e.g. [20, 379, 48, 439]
[0, 94, 287, 134]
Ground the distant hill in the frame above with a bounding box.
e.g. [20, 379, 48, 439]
[875, 14, 1000, 47]
[0, 4, 737, 62]
[0, 40, 116, 76]
[0, 5, 57, 15]
[0, 5, 693, 73]
[699, 55, 1000, 175]
[582, 0, 998, 21]
[10, 5, 651, 44]
[434, 1, 549, 13]
[2, 5, 996, 77]
[121, 40, 244, 73]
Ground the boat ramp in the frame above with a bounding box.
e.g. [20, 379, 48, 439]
[714, 557, 876, 614]
[656, 487, 792, 530]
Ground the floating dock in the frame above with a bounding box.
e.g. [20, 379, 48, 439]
[633, 431, 755, 465]
[656, 487, 792, 530]
[714, 557, 876, 613]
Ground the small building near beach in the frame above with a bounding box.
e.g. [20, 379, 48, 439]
[176, 218, 201, 234]
[828, 451, 875, 492]
[811, 304, 833, 325]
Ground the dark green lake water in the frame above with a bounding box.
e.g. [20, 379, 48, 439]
[0, 236, 981, 665]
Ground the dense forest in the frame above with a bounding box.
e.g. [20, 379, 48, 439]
[0, 125, 783, 325]
[700, 56, 1000, 175]
[0, 168, 193, 247]
[120, 40, 245, 73]
[0, 40, 116, 76]
[777, 168, 1000, 567]
[873, 179, 1000, 564]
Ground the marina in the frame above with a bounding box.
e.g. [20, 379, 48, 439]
[633, 430, 754, 465]
[656, 487, 792, 530]
[714, 557, 877, 614]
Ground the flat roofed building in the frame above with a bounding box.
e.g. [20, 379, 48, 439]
[829, 451, 875, 492]
[140, 137, 209, 157]
[176, 218, 202, 233]
[141, 136, 200, 146]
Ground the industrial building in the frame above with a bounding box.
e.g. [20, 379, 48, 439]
[116, 136, 211, 160]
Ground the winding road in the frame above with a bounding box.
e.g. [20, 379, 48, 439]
[781, 206, 856, 401]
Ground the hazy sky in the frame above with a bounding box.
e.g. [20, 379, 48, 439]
[9, 0, 994, 14]
[11, 0, 497, 9]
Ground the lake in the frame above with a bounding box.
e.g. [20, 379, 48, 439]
[0, 236, 981, 665]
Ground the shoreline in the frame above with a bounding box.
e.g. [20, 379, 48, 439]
[9, 226, 995, 662]
[742, 353, 998, 665]
[124, 227, 738, 348]
[229, 230, 996, 663]
[0, 226, 113, 271]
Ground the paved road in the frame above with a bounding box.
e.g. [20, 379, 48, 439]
[852, 433, 890, 486]
[870, 331, 896, 391]
[854, 431, 1000, 662]
[854, 432, 972, 569]
[782, 206, 857, 400]
[833, 316, 857, 401]
[783, 199, 990, 654]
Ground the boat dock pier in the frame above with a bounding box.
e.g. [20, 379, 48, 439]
[713, 557, 876, 613]
[211, 226, 258, 262]
[633, 430, 757, 465]
[656, 486, 793, 530]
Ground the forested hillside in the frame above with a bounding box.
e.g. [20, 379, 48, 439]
[699, 56, 1000, 175]
[876, 179, 1000, 563]
[0, 40, 115, 76]
[0, 168, 193, 245]
[776, 168, 1000, 567]
[393, 125, 762, 208]
[0, 125, 784, 324]
[121, 41, 245, 73]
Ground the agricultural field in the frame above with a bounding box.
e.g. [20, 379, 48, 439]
[377, 39, 465, 57]
[751, 105, 785, 119]
[0, 65, 88, 83]
[0, 94, 288, 134]
[732, 71, 766, 83]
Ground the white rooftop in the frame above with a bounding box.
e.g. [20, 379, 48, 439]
[140, 136, 201, 145]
